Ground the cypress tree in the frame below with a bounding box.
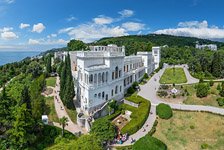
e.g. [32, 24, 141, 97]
[211, 52, 221, 78]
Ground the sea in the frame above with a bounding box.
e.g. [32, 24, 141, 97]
[0, 51, 41, 66]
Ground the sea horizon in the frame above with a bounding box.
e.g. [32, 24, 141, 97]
[0, 51, 42, 66]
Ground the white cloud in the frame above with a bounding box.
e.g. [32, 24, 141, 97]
[178, 20, 208, 28]
[19, 23, 30, 29]
[28, 39, 40, 45]
[93, 16, 113, 25]
[0, 27, 13, 32]
[0, 27, 18, 40]
[47, 33, 57, 38]
[154, 20, 224, 39]
[28, 38, 67, 45]
[67, 16, 77, 22]
[118, 9, 134, 17]
[122, 22, 145, 31]
[60, 24, 128, 43]
[0, 0, 15, 4]
[32, 23, 46, 33]
[1, 31, 18, 40]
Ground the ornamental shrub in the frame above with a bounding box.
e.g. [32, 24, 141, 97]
[196, 83, 209, 98]
[156, 103, 173, 119]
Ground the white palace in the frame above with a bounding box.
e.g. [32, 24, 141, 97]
[55, 44, 160, 129]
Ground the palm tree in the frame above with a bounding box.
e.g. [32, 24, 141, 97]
[59, 116, 68, 137]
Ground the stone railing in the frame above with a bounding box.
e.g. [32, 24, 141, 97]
[123, 99, 139, 108]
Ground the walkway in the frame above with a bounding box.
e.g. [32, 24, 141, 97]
[114, 64, 224, 147]
[53, 76, 86, 134]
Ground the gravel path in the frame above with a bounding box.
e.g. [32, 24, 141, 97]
[54, 76, 86, 134]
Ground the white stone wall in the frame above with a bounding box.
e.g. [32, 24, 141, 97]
[71, 45, 160, 115]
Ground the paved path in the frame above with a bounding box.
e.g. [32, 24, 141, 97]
[54, 76, 86, 134]
[113, 65, 224, 147]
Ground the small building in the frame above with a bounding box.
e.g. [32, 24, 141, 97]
[195, 44, 217, 51]
[42, 115, 48, 125]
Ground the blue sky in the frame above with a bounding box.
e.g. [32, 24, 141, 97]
[0, 0, 224, 51]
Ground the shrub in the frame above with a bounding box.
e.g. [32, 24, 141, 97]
[217, 83, 221, 91]
[156, 103, 173, 119]
[219, 90, 224, 97]
[196, 83, 209, 98]
[121, 95, 150, 135]
[133, 135, 167, 150]
[143, 73, 149, 79]
[209, 80, 214, 86]
[148, 120, 158, 136]
[173, 83, 175, 87]
[160, 84, 169, 90]
[190, 125, 195, 129]
[132, 81, 139, 89]
[201, 143, 210, 149]
[173, 94, 176, 98]
[127, 86, 135, 95]
[158, 91, 168, 97]
[216, 97, 224, 106]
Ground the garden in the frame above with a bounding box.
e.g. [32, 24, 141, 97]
[153, 111, 224, 150]
[159, 67, 187, 84]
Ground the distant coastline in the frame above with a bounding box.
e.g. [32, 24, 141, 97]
[0, 51, 41, 66]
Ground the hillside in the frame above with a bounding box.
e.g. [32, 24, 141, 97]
[91, 34, 224, 55]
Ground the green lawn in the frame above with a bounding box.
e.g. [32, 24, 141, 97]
[159, 68, 187, 84]
[183, 83, 222, 108]
[46, 77, 56, 87]
[65, 106, 77, 124]
[45, 96, 59, 123]
[154, 111, 224, 150]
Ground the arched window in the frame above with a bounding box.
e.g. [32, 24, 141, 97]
[115, 66, 118, 79]
[98, 93, 101, 98]
[119, 70, 121, 78]
[111, 89, 114, 96]
[94, 94, 97, 97]
[106, 94, 108, 101]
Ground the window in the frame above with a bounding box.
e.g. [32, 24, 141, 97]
[119, 70, 121, 78]
[106, 94, 108, 101]
[94, 94, 97, 97]
[115, 86, 118, 94]
[89, 74, 93, 83]
[98, 73, 101, 84]
[124, 66, 126, 72]
[106, 72, 108, 82]
[98, 93, 101, 98]
[111, 90, 114, 96]
[102, 72, 105, 83]
[112, 72, 115, 80]
[115, 66, 118, 79]
[102, 92, 105, 99]
[120, 86, 122, 92]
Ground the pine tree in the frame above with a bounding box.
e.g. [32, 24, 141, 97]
[46, 55, 52, 74]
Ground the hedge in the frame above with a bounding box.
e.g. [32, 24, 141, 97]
[121, 95, 150, 135]
[156, 103, 173, 119]
[133, 135, 167, 150]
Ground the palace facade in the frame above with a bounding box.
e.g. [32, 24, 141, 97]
[55, 44, 160, 116]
